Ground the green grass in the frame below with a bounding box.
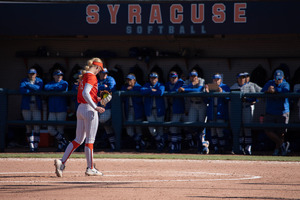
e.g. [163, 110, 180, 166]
[0, 152, 300, 162]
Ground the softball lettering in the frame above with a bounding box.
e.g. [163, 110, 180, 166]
[86, 3, 247, 35]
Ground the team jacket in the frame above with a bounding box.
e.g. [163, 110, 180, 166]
[261, 79, 290, 115]
[44, 80, 69, 112]
[165, 78, 185, 114]
[19, 77, 43, 110]
[121, 82, 145, 120]
[206, 83, 230, 121]
[141, 82, 165, 117]
[181, 80, 205, 101]
[98, 76, 116, 109]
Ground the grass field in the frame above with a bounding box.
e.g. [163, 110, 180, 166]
[1, 152, 300, 162]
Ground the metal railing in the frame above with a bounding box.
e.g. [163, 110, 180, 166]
[1, 88, 300, 153]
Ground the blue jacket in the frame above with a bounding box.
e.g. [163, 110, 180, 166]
[141, 82, 165, 117]
[19, 77, 43, 110]
[182, 80, 205, 106]
[165, 78, 185, 114]
[44, 80, 69, 112]
[206, 83, 230, 121]
[261, 79, 290, 115]
[121, 82, 145, 120]
[98, 76, 116, 109]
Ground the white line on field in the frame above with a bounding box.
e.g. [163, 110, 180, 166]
[0, 170, 261, 183]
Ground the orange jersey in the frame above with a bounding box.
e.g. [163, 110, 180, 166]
[77, 72, 98, 104]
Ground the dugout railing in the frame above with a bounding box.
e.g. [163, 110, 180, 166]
[1, 88, 300, 153]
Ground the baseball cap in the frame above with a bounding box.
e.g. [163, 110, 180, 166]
[169, 72, 178, 78]
[101, 68, 109, 74]
[28, 69, 37, 74]
[236, 72, 245, 78]
[274, 69, 284, 80]
[212, 74, 222, 79]
[126, 74, 136, 80]
[189, 71, 198, 76]
[244, 72, 250, 77]
[53, 70, 63, 76]
[149, 73, 158, 78]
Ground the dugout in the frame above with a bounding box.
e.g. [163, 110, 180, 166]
[1, 0, 300, 152]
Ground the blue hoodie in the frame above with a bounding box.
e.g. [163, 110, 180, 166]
[121, 82, 145, 120]
[261, 79, 290, 115]
[206, 83, 230, 121]
[19, 77, 43, 110]
[44, 79, 69, 112]
[165, 78, 185, 114]
[141, 81, 165, 117]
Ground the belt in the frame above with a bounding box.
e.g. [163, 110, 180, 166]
[30, 101, 36, 104]
[152, 107, 156, 109]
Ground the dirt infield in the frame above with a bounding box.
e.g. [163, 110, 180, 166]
[0, 157, 299, 200]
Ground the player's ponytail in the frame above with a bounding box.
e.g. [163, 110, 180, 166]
[78, 67, 88, 82]
[78, 58, 103, 81]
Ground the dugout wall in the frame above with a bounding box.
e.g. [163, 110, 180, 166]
[0, 0, 300, 152]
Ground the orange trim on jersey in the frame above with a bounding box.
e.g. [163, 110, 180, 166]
[92, 61, 104, 70]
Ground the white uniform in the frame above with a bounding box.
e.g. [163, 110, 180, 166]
[61, 71, 100, 169]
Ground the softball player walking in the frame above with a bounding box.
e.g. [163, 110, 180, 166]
[19, 68, 43, 152]
[44, 70, 69, 152]
[54, 58, 105, 177]
[122, 73, 146, 151]
[97, 68, 116, 151]
[141, 72, 166, 152]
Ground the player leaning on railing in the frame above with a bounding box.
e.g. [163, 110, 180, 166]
[261, 70, 290, 156]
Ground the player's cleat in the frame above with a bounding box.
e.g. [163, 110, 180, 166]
[29, 147, 39, 152]
[245, 145, 252, 155]
[136, 140, 146, 152]
[156, 141, 165, 153]
[213, 146, 219, 154]
[169, 142, 179, 153]
[202, 147, 209, 154]
[273, 148, 280, 156]
[56, 144, 64, 152]
[109, 142, 116, 152]
[188, 139, 195, 149]
[56, 138, 69, 152]
[85, 167, 103, 176]
[281, 142, 290, 156]
[54, 159, 65, 177]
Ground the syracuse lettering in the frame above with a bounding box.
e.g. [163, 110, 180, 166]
[86, 3, 247, 35]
